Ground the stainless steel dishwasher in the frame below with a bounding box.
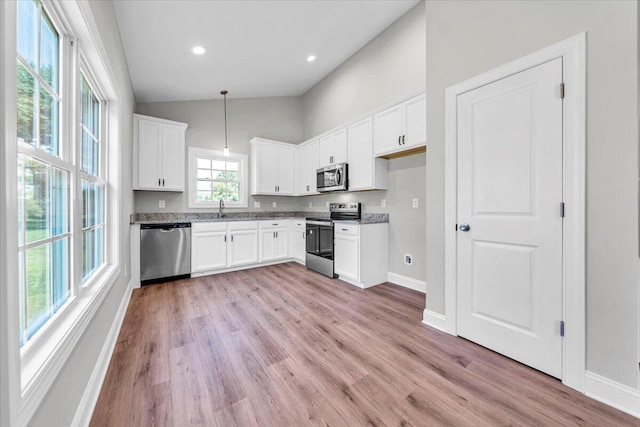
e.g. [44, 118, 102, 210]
[140, 223, 191, 285]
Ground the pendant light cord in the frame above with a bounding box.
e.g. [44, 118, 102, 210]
[221, 90, 229, 152]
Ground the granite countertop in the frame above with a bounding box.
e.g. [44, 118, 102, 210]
[130, 212, 389, 224]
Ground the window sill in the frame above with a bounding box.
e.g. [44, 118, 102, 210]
[18, 263, 120, 425]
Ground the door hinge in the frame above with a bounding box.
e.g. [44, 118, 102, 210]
[560, 202, 565, 218]
[560, 320, 565, 337]
[560, 82, 565, 99]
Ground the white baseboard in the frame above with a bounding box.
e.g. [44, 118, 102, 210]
[422, 309, 448, 333]
[387, 272, 426, 293]
[584, 370, 640, 418]
[70, 280, 133, 427]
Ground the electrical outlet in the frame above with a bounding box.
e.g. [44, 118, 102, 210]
[254, 201, 261, 208]
[308, 202, 313, 208]
[158, 200, 165, 208]
[381, 199, 386, 208]
[412, 198, 419, 208]
[404, 254, 413, 265]
[326, 202, 330, 208]
[272, 201, 277, 208]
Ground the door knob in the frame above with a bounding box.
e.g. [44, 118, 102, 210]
[459, 223, 470, 232]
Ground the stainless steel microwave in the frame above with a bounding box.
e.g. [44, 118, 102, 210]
[316, 163, 348, 192]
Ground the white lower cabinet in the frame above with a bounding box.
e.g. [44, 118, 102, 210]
[191, 222, 228, 272]
[334, 222, 388, 288]
[228, 222, 259, 267]
[259, 220, 289, 262]
[290, 220, 306, 263]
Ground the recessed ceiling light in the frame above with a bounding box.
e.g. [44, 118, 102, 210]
[307, 55, 316, 62]
[191, 46, 206, 55]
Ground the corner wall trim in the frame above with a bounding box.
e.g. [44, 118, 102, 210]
[70, 280, 133, 427]
[584, 371, 640, 419]
[422, 309, 448, 333]
[387, 272, 426, 293]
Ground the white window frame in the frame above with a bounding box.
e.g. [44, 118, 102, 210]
[2, 1, 123, 425]
[187, 146, 249, 208]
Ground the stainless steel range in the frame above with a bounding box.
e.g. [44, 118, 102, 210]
[305, 202, 361, 278]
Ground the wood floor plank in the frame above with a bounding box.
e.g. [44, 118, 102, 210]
[91, 262, 640, 427]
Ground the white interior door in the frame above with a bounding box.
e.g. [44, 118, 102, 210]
[456, 58, 564, 378]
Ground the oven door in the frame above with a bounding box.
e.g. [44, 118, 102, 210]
[306, 222, 334, 259]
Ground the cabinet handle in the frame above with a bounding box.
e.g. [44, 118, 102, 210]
[302, 231, 305, 239]
[273, 231, 275, 238]
[224, 235, 227, 242]
[162, 178, 165, 186]
[275, 231, 278, 238]
[272, 223, 278, 226]
[306, 185, 309, 191]
[398, 136, 401, 145]
[341, 228, 348, 231]
[158, 178, 161, 186]
[402, 135, 405, 145]
[231, 235, 234, 242]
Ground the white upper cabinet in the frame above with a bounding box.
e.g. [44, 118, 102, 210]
[319, 128, 347, 167]
[347, 117, 387, 191]
[298, 138, 319, 195]
[250, 137, 296, 195]
[374, 93, 426, 157]
[133, 114, 188, 191]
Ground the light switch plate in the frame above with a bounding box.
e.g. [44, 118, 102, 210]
[159, 200, 165, 208]
[254, 201, 261, 208]
[272, 201, 277, 208]
[412, 198, 419, 208]
[381, 199, 386, 208]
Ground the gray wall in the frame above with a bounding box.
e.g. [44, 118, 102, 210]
[301, 2, 426, 282]
[134, 97, 304, 213]
[424, 1, 638, 388]
[29, 1, 136, 425]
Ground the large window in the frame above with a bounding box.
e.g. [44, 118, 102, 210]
[16, 0, 108, 347]
[187, 147, 248, 208]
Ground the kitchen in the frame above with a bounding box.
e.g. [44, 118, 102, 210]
[1, 0, 638, 425]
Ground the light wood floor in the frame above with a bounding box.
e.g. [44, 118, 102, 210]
[91, 262, 639, 426]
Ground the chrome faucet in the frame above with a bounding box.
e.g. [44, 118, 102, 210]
[219, 199, 226, 218]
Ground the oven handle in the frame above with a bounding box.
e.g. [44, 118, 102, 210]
[305, 220, 334, 226]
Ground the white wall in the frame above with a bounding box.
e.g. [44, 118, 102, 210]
[28, 1, 136, 425]
[424, 0, 638, 389]
[301, 1, 426, 282]
[134, 97, 304, 213]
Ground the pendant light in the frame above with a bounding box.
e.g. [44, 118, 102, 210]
[221, 90, 230, 156]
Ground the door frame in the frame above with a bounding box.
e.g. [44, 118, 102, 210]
[443, 33, 586, 392]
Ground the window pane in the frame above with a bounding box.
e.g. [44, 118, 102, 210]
[26, 242, 51, 336]
[40, 12, 59, 92]
[81, 76, 100, 176]
[82, 228, 93, 280]
[52, 237, 69, 310]
[197, 191, 212, 202]
[226, 161, 238, 171]
[197, 158, 211, 169]
[228, 182, 240, 201]
[197, 180, 211, 191]
[18, 251, 26, 345]
[52, 167, 68, 236]
[17, 61, 37, 146]
[39, 85, 59, 156]
[222, 171, 238, 181]
[212, 160, 225, 170]
[197, 168, 211, 179]
[213, 182, 225, 200]
[17, 0, 38, 68]
[20, 156, 51, 244]
[82, 131, 99, 176]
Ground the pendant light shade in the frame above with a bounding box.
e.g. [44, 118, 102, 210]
[221, 90, 230, 156]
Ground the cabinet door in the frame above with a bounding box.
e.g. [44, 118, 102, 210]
[331, 129, 348, 164]
[298, 140, 319, 194]
[192, 231, 227, 272]
[257, 143, 278, 193]
[276, 145, 295, 194]
[259, 229, 276, 261]
[347, 117, 373, 191]
[161, 124, 185, 191]
[374, 105, 402, 156]
[274, 228, 288, 259]
[294, 227, 306, 263]
[403, 93, 426, 148]
[334, 234, 359, 282]
[319, 135, 332, 167]
[229, 229, 259, 267]
[136, 119, 162, 190]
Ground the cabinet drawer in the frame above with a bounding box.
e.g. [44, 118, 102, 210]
[292, 220, 305, 228]
[228, 221, 258, 231]
[334, 222, 359, 236]
[192, 222, 226, 233]
[259, 220, 288, 229]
